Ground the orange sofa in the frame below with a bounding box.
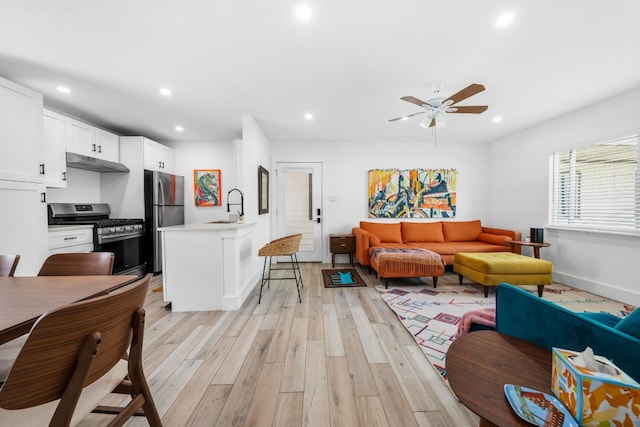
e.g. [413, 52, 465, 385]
[352, 220, 521, 267]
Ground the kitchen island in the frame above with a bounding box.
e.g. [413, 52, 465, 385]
[160, 221, 259, 311]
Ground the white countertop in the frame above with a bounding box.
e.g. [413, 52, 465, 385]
[159, 221, 256, 231]
[48, 224, 94, 231]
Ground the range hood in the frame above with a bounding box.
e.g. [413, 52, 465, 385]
[66, 152, 129, 172]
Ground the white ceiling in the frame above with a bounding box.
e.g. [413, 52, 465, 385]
[1, 1, 640, 145]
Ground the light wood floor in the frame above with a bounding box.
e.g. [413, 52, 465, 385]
[80, 263, 480, 427]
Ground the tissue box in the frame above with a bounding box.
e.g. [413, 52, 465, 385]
[551, 348, 640, 426]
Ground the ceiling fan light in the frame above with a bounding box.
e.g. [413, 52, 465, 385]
[419, 117, 430, 129]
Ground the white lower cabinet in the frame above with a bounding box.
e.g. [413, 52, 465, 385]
[0, 180, 48, 276]
[48, 225, 94, 255]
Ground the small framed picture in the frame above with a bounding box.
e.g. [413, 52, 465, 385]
[258, 166, 269, 214]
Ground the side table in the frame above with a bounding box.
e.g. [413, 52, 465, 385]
[447, 330, 552, 427]
[329, 234, 355, 268]
[508, 240, 550, 259]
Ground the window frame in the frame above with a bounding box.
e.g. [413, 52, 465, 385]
[548, 133, 640, 235]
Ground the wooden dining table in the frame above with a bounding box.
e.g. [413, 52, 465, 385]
[0, 275, 138, 345]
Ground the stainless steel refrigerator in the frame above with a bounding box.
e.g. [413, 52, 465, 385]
[144, 170, 185, 274]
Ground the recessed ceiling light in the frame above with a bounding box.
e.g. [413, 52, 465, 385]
[175, 125, 184, 132]
[492, 116, 503, 123]
[57, 86, 71, 94]
[496, 12, 514, 28]
[159, 87, 172, 96]
[296, 5, 312, 21]
[304, 113, 313, 120]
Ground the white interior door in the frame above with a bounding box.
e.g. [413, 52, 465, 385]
[276, 162, 322, 262]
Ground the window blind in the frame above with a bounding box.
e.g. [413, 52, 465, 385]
[548, 134, 639, 232]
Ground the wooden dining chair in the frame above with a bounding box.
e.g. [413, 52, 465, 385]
[0, 254, 20, 277]
[0, 273, 162, 426]
[38, 252, 115, 276]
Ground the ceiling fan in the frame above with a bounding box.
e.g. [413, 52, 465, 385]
[389, 83, 488, 129]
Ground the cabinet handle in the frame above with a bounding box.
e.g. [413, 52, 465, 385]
[64, 236, 78, 241]
[41, 192, 46, 203]
[91, 143, 96, 152]
[62, 172, 67, 181]
[158, 161, 162, 169]
[97, 145, 102, 153]
[40, 164, 45, 174]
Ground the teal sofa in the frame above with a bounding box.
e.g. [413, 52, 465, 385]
[495, 283, 640, 382]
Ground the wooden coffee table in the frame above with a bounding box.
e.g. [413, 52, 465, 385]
[446, 330, 552, 427]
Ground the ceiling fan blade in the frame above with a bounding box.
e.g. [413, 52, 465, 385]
[444, 83, 485, 105]
[447, 105, 488, 114]
[401, 96, 432, 108]
[388, 111, 426, 122]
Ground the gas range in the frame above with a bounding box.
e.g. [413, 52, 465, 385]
[48, 203, 144, 241]
[48, 203, 147, 276]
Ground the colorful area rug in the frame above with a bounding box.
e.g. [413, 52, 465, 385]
[377, 283, 633, 385]
[322, 269, 367, 288]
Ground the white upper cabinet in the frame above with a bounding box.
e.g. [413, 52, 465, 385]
[43, 109, 68, 188]
[66, 117, 120, 162]
[66, 117, 93, 157]
[0, 76, 44, 183]
[143, 138, 174, 173]
[95, 128, 120, 162]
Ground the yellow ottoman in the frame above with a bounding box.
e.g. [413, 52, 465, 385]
[453, 252, 553, 297]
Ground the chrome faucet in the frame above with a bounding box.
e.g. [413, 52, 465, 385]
[227, 188, 244, 217]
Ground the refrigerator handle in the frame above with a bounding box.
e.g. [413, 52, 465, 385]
[158, 204, 163, 227]
[157, 179, 165, 205]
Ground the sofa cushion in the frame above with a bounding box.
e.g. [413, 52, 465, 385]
[401, 222, 444, 243]
[580, 312, 623, 328]
[615, 307, 640, 340]
[442, 220, 482, 242]
[370, 235, 381, 246]
[478, 232, 511, 246]
[360, 222, 402, 243]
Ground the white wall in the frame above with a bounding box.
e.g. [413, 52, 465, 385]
[270, 140, 491, 262]
[488, 87, 640, 305]
[167, 140, 235, 224]
[47, 167, 102, 203]
[241, 116, 273, 251]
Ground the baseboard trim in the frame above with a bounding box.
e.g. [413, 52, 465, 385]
[554, 272, 640, 306]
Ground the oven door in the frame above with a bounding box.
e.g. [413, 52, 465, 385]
[96, 231, 146, 277]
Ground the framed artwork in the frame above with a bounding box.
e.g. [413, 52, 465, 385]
[368, 168, 457, 218]
[258, 165, 269, 214]
[193, 169, 222, 206]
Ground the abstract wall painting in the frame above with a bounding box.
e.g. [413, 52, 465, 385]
[368, 168, 457, 218]
[194, 169, 222, 206]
